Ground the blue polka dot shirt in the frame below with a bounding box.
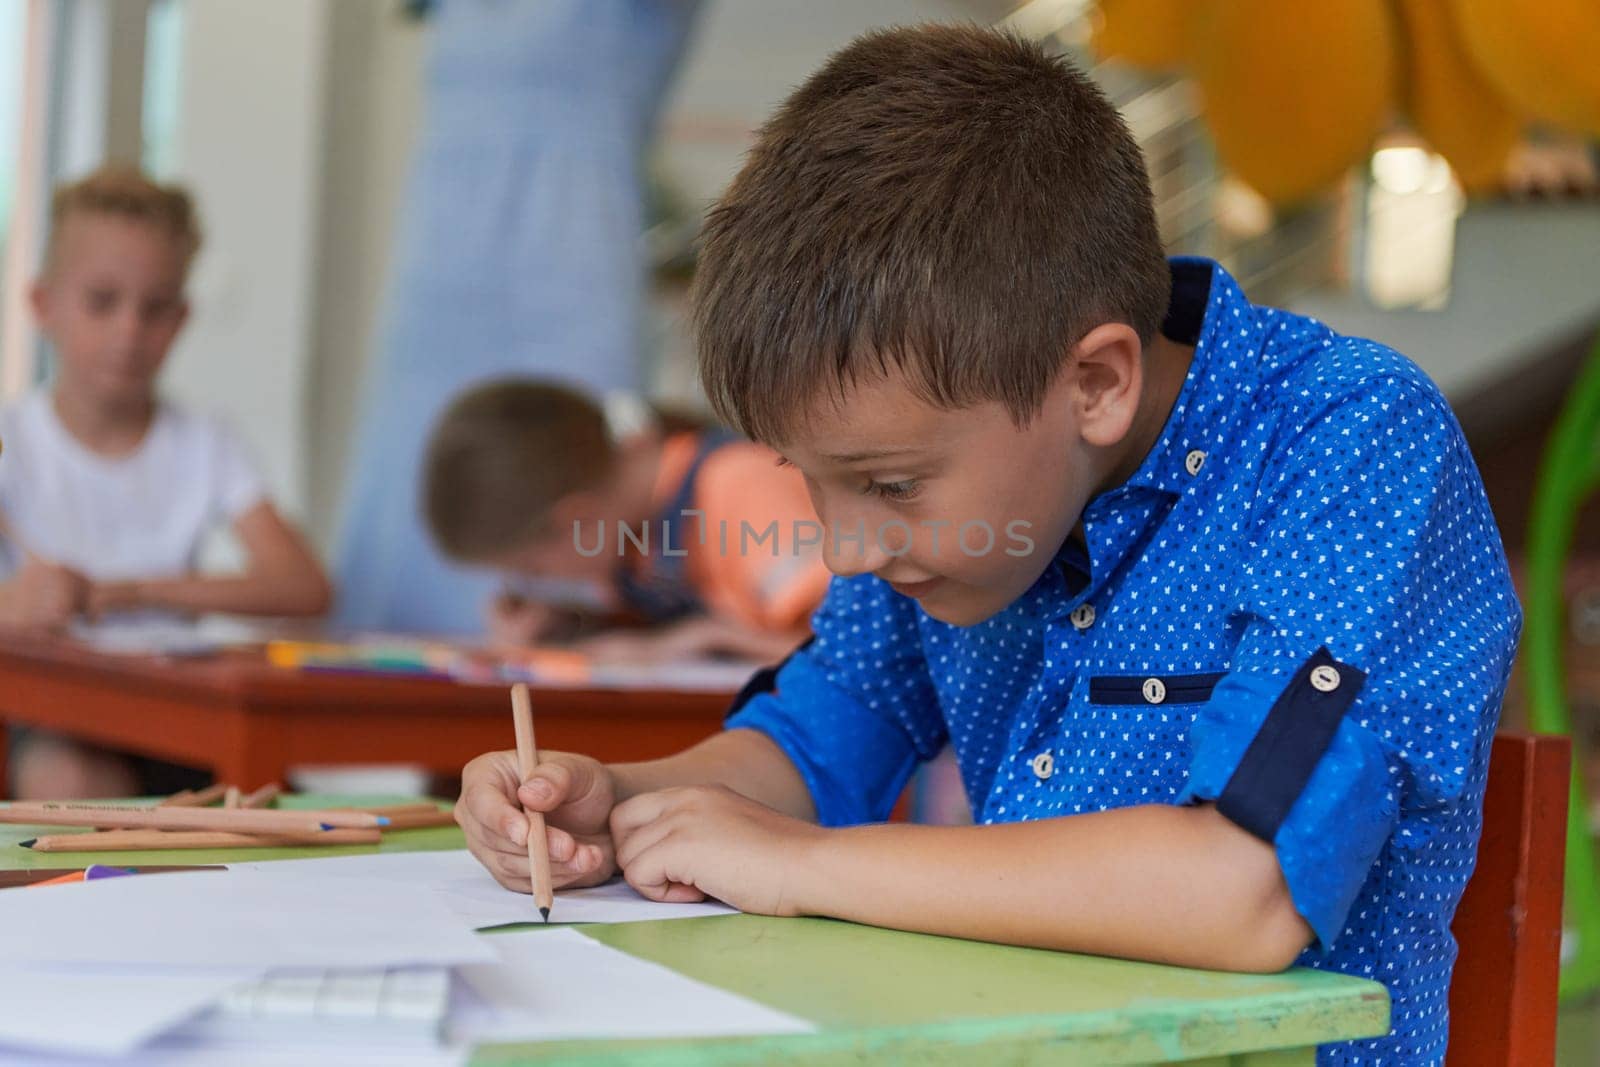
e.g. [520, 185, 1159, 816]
[728, 258, 1522, 1064]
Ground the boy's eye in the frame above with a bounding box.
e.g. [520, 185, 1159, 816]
[866, 478, 920, 503]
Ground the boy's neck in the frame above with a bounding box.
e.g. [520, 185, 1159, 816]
[50, 386, 157, 458]
[1099, 332, 1195, 492]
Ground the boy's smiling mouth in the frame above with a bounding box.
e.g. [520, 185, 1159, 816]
[883, 575, 944, 599]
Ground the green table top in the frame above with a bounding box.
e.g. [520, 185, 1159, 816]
[0, 796, 1390, 1065]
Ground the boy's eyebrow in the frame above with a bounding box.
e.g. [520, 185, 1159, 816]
[818, 447, 922, 464]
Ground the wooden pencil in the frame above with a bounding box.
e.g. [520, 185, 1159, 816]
[511, 682, 554, 921]
[240, 783, 282, 809]
[159, 783, 230, 808]
[20, 828, 383, 852]
[373, 809, 457, 831]
[223, 786, 241, 809]
[0, 802, 385, 834]
[333, 802, 443, 817]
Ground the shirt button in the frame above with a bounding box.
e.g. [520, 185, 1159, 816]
[1142, 677, 1167, 704]
[1031, 752, 1054, 780]
[1069, 604, 1096, 630]
[1185, 450, 1207, 476]
[1310, 665, 1342, 692]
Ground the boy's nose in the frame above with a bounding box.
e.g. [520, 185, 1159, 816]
[112, 308, 144, 347]
[820, 517, 891, 578]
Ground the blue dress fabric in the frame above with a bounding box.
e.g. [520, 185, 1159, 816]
[729, 258, 1521, 1064]
[333, 0, 700, 633]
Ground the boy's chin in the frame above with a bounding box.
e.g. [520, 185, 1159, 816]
[914, 588, 1007, 628]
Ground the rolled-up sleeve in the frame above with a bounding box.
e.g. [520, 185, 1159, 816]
[1179, 372, 1522, 952]
[727, 575, 946, 826]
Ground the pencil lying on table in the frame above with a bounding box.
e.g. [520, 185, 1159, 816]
[158, 783, 231, 808]
[362, 810, 456, 830]
[330, 802, 441, 816]
[239, 783, 282, 809]
[20, 828, 384, 851]
[511, 683, 555, 922]
[0, 803, 387, 834]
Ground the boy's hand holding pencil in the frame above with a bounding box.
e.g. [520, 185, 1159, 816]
[454, 733, 618, 895]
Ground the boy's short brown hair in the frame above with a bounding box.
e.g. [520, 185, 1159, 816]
[47, 163, 203, 273]
[694, 24, 1171, 444]
[423, 379, 615, 562]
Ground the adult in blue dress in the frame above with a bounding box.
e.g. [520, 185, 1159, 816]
[334, 0, 701, 633]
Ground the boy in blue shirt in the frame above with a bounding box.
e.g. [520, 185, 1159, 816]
[454, 25, 1520, 1062]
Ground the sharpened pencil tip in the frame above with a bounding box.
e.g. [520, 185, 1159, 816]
[375, 816, 391, 827]
[19, 838, 35, 849]
[540, 906, 550, 923]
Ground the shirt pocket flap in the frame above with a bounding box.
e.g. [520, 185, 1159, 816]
[1088, 671, 1225, 706]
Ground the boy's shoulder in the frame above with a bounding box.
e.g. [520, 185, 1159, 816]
[1237, 303, 1457, 447]
[1174, 260, 1452, 442]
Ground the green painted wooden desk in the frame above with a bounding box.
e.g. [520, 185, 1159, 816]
[0, 797, 1389, 1065]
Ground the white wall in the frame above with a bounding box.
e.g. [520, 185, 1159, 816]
[659, 0, 988, 206]
[305, 1, 426, 548]
[1291, 203, 1600, 401]
[165, 0, 328, 521]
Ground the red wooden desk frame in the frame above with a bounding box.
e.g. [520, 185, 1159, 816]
[0, 634, 737, 792]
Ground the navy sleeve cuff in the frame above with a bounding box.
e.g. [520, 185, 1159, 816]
[1180, 650, 1397, 952]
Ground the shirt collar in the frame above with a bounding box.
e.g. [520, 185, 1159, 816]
[1036, 258, 1249, 610]
[1015, 258, 1253, 619]
[1113, 256, 1246, 498]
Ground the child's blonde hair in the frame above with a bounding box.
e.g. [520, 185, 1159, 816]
[46, 163, 203, 273]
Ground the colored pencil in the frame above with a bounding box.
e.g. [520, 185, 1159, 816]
[0, 802, 386, 833]
[0, 865, 218, 887]
[223, 786, 241, 809]
[511, 683, 554, 921]
[20, 828, 383, 852]
[27, 865, 137, 886]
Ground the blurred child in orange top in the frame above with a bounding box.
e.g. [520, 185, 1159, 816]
[423, 378, 828, 663]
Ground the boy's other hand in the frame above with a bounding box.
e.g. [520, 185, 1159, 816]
[455, 747, 619, 892]
[610, 784, 824, 915]
[86, 579, 143, 619]
[484, 594, 561, 647]
[6, 557, 91, 627]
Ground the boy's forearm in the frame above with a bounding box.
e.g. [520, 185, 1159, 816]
[612, 728, 816, 821]
[792, 804, 1313, 973]
[109, 573, 331, 618]
[0, 580, 23, 622]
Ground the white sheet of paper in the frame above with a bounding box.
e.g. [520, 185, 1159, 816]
[233, 850, 738, 928]
[68, 617, 263, 657]
[0, 869, 494, 970]
[451, 928, 812, 1043]
[19, 1037, 469, 1067]
[0, 966, 258, 1057]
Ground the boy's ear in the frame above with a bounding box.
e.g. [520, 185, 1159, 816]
[547, 488, 609, 527]
[1068, 322, 1143, 449]
[27, 279, 51, 325]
